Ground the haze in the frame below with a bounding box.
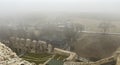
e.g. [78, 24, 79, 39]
[1, 1, 120, 65]
[0, 0, 120, 14]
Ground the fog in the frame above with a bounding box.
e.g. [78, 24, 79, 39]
[1, 0, 120, 62]
[0, 0, 120, 14]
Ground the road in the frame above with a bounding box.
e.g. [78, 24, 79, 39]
[81, 31, 120, 35]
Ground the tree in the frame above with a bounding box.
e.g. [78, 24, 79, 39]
[98, 22, 115, 33]
[16, 24, 28, 38]
[63, 23, 85, 51]
[74, 23, 85, 32]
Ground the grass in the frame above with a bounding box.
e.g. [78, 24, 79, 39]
[21, 53, 52, 65]
[53, 54, 68, 60]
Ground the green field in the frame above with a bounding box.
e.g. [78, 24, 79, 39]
[21, 53, 53, 65]
[53, 54, 68, 60]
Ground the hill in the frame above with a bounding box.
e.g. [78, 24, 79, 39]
[74, 33, 120, 59]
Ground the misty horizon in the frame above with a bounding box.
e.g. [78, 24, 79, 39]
[0, 0, 120, 15]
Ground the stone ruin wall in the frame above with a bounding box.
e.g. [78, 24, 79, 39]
[1, 37, 53, 55]
[64, 48, 120, 65]
[54, 48, 78, 61]
[64, 56, 114, 65]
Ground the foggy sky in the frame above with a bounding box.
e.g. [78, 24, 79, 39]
[0, 0, 120, 14]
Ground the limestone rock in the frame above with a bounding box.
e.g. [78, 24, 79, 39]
[0, 42, 35, 65]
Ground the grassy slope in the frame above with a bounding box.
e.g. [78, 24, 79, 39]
[74, 33, 120, 59]
[53, 54, 68, 60]
[21, 53, 52, 65]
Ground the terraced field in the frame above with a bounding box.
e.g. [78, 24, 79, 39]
[53, 54, 68, 60]
[21, 53, 53, 65]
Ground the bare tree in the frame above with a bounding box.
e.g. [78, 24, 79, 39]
[63, 23, 85, 51]
[98, 22, 115, 33]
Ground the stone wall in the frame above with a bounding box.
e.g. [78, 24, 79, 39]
[64, 47, 120, 65]
[64, 62, 97, 65]
[64, 55, 115, 65]
[54, 48, 78, 61]
[1, 37, 53, 55]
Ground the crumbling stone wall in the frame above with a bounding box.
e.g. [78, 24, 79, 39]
[64, 62, 98, 65]
[64, 55, 115, 65]
[64, 47, 120, 65]
[1, 37, 53, 55]
[114, 47, 120, 65]
[54, 48, 78, 61]
[116, 54, 120, 65]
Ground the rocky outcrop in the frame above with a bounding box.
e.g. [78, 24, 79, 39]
[0, 42, 35, 65]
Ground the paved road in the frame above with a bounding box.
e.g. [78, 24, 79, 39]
[81, 31, 120, 35]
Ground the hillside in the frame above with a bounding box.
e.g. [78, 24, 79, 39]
[74, 33, 120, 59]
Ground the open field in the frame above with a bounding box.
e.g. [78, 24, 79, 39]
[74, 33, 120, 59]
[21, 53, 53, 65]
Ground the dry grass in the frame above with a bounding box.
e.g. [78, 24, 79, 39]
[74, 33, 120, 59]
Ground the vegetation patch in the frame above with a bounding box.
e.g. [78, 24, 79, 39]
[46, 59, 64, 65]
[53, 54, 68, 60]
[21, 53, 52, 65]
